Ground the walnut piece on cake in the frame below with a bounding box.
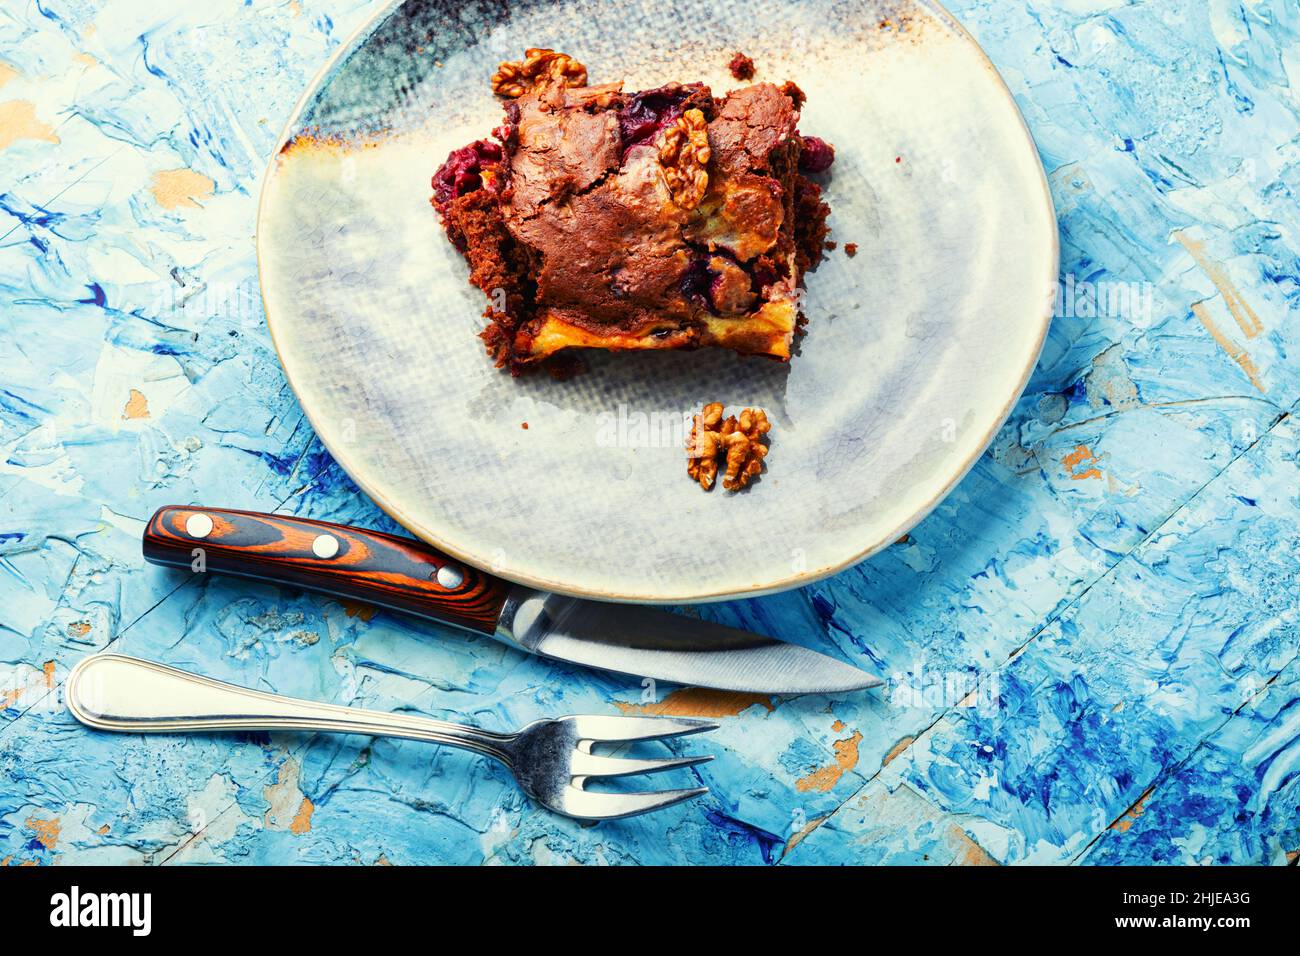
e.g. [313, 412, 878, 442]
[658, 108, 711, 210]
[491, 48, 587, 97]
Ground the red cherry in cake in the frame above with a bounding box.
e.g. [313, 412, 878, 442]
[798, 135, 835, 173]
[432, 139, 504, 210]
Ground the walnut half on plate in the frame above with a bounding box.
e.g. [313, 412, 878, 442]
[687, 403, 771, 491]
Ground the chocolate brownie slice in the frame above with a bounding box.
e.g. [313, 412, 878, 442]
[432, 50, 834, 374]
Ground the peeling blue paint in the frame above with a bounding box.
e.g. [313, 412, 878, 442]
[704, 809, 784, 865]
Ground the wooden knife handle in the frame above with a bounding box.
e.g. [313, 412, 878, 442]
[143, 506, 509, 635]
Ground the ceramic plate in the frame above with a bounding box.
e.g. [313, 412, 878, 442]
[257, 0, 1057, 603]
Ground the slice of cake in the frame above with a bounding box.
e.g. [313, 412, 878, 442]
[432, 49, 834, 374]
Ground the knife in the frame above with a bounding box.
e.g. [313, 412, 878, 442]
[142, 506, 881, 694]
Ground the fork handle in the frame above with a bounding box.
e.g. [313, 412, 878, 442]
[142, 506, 510, 635]
[66, 654, 512, 762]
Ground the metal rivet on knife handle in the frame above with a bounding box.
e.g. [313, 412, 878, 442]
[312, 534, 340, 559]
[185, 512, 213, 539]
[436, 564, 464, 589]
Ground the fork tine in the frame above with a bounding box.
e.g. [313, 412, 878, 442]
[569, 715, 719, 743]
[569, 751, 713, 780]
[558, 785, 709, 820]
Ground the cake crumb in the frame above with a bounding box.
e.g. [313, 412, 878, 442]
[824, 240, 837, 251]
[521, 422, 529, 430]
[780, 80, 806, 109]
[844, 242, 858, 257]
[728, 52, 755, 81]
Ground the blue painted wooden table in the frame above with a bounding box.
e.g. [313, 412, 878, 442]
[1, 0, 1297, 865]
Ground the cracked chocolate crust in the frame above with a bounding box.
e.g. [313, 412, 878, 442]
[431, 57, 835, 375]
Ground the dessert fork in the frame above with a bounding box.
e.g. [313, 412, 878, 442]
[66, 654, 715, 820]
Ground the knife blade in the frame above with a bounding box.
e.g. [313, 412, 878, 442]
[142, 506, 880, 694]
[499, 588, 880, 693]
